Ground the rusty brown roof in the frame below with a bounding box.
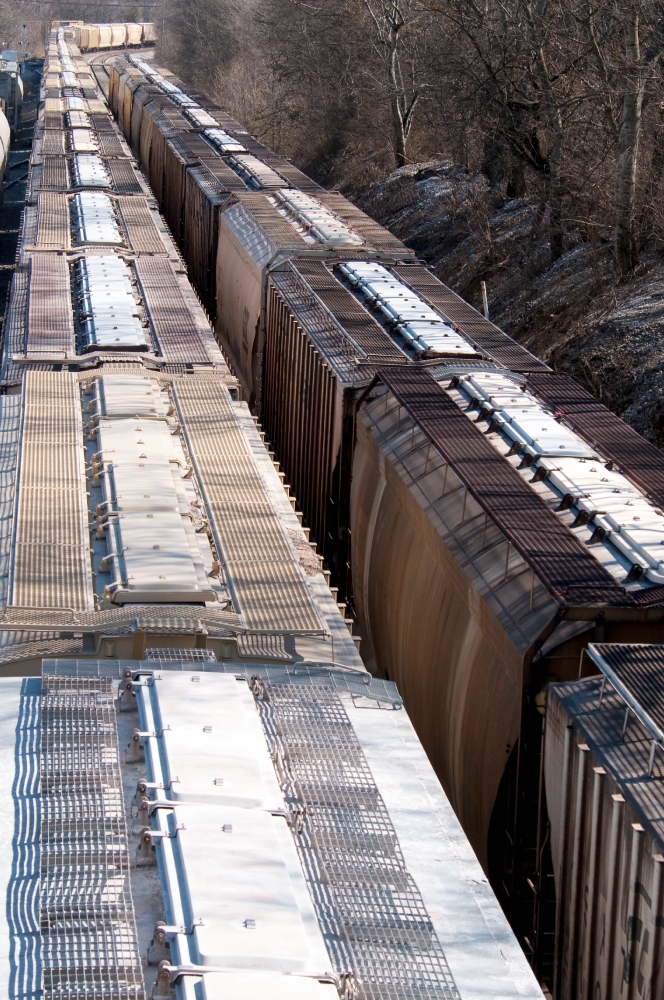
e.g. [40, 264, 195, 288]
[376, 367, 664, 608]
[528, 372, 664, 510]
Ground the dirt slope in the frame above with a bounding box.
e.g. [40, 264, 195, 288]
[353, 161, 664, 446]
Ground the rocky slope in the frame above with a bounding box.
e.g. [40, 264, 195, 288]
[351, 161, 664, 446]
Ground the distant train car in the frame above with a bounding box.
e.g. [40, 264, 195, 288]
[73, 22, 153, 52]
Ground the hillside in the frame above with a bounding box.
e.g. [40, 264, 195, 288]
[352, 161, 664, 447]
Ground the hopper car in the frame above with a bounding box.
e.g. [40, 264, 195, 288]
[88, 31, 664, 988]
[0, 25, 547, 1000]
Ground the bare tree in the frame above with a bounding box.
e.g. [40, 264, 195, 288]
[362, 0, 428, 166]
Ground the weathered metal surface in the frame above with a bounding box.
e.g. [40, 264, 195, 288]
[528, 372, 664, 510]
[546, 676, 664, 1000]
[27, 254, 74, 356]
[264, 280, 337, 552]
[133, 257, 212, 363]
[393, 264, 550, 372]
[182, 166, 232, 322]
[10, 372, 93, 611]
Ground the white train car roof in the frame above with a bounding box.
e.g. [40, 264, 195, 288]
[0, 662, 545, 1000]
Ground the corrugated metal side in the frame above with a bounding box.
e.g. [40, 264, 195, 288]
[378, 367, 643, 607]
[35, 192, 70, 249]
[147, 118, 176, 207]
[527, 372, 664, 510]
[27, 255, 74, 356]
[294, 260, 405, 361]
[11, 371, 93, 611]
[130, 84, 160, 155]
[182, 166, 232, 322]
[121, 69, 141, 137]
[138, 100, 160, 176]
[1, 270, 28, 382]
[0, 396, 21, 603]
[392, 264, 550, 372]
[106, 57, 126, 114]
[161, 136, 193, 243]
[115, 197, 166, 254]
[133, 257, 212, 364]
[270, 266, 365, 384]
[546, 678, 664, 1000]
[264, 280, 336, 551]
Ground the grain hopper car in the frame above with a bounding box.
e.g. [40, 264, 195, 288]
[85, 27, 664, 992]
[0, 25, 548, 1000]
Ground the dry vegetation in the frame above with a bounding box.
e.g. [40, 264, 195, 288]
[156, 0, 664, 441]
[2, 1, 662, 434]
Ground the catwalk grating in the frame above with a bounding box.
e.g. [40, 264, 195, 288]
[586, 643, 664, 741]
[40, 675, 145, 1000]
[253, 671, 459, 1000]
[295, 261, 406, 361]
[392, 265, 549, 372]
[40, 156, 69, 190]
[172, 378, 323, 631]
[106, 159, 143, 195]
[27, 255, 75, 356]
[35, 193, 71, 249]
[527, 372, 664, 510]
[115, 198, 167, 254]
[10, 373, 94, 611]
[378, 368, 664, 607]
[133, 258, 211, 363]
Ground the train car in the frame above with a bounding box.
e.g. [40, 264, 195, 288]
[72, 21, 152, 52]
[545, 643, 664, 1000]
[1, 25, 361, 675]
[82, 29, 664, 985]
[352, 366, 664, 980]
[0, 32, 548, 1000]
[101, 55, 411, 364]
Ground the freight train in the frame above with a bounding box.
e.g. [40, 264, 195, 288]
[88, 38, 664, 988]
[0, 23, 547, 1000]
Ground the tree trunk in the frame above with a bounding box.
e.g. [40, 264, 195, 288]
[387, 31, 408, 167]
[523, 0, 564, 261]
[615, 6, 644, 276]
[392, 96, 408, 166]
